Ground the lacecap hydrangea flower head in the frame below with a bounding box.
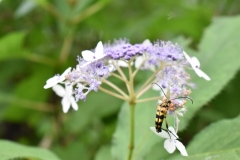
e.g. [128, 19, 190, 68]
[44, 39, 210, 157]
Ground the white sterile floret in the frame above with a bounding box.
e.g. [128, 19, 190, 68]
[82, 41, 104, 62]
[134, 56, 144, 68]
[44, 67, 71, 89]
[109, 60, 129, 68]
[117, 60, 129, 67]
[134, 39, 155, 71]
[150, 126, 188, 156]
[52, 84, 78, 113]
[183, 51, 210, 81]
[142, 39, 151, 45]
[135, 40, 150, 69]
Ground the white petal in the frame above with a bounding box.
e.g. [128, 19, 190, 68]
[76, 64, 81, 71]
[150, 127, 170, 139]
[183, 51, 192, 64]
[65, 85, 73, 96]
[44, 68, 71, 89]
[82, 50, 95, 61]
[149, 65, 156, 72]
[183, 52, 210, 81]
[70, 97, 78, 111]
[175, 140, 188, 156]
[194, 68, 211, 81]
[168, 126, 179, 139]
[164, 139, 176, 153]
[44, 77, 58, 89]
[108, 64, 115, 72]
[94, 41, 104, 58]
[135, 56, 143, 68]
[52, 85, 65, 97]
[177, 112, 183, 117]
[152, 85, 160, 91]
[118, 60, 129, 67]
[61, 96, 71, 113]
[190, 57, 200, 68]
[142, 39, 151, 45]
[59, 67, 71, 82]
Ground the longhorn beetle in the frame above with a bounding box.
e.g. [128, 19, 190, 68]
[153, 83, 193, 135]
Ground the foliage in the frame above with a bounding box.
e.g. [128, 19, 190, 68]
[0, 140, 60, 160]
[0, 0, 240, 159]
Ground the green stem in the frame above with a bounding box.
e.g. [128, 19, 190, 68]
[40, 2, 67, 23]
[0, 93, 54, 112]
[127, 103, 135, 160]
[99, 86, 128, 101]
[128, 60, 135, 96]
[102, 79, 128, 98]
[39, 133, 53, 148]
[132, 58, 146, 78]
[58, 32, 74, 64]
[136, 63, 165, 96]
[110, 72, 128, 83]
[27, 54, 56, 66]
[70, 0, 110, 25]
[114, 61, 130, 93]
[126, 60, 136, 160]
[136, 83, 152, 99]
[115, 61, 128, 82]
[136, 96, 163, 103]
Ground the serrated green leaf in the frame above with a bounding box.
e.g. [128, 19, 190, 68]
[171, 115, 240, 159]
[208, 70, 240, 120]
[179, 15, 240, 131]
[172, 148, 240, 160]
[0, 32, 29, 61]
[188, 115, 240, 154]
[0, 140, 60, 160]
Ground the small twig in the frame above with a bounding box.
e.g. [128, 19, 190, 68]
[39, 133, 53, 149]
[99, 86, 129, 101]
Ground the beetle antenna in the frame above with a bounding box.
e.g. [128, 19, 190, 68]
[171, 96, 193, 104]
[152, 82, 167, 98]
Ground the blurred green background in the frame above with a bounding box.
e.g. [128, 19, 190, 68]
[1, 0, 240, 160]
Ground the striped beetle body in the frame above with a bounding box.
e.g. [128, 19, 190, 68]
[155, 98, 172, 133]
[152, 82, 193, 133]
